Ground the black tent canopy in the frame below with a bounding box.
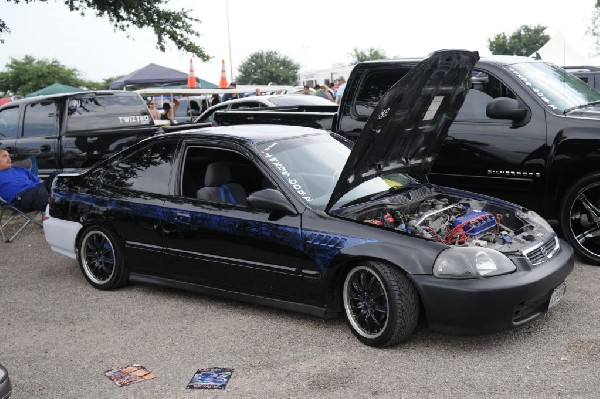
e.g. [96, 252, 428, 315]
[109, 63, 189, 90]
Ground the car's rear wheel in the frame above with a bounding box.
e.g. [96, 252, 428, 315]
[560, 173, 600, 265]
[77, 226, 129, 290]
[342, 261, 419, 347]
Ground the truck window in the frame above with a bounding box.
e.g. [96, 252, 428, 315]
[0, 107, 19, 139]
[354, 69, 408, 118]
[23, 101, 58, 137]
[66, 93, 153, 133]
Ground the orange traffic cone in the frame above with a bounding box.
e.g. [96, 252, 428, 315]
[187, 58, 197, 88]
[219, 59, 228, 88]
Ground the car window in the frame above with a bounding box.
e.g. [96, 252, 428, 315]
[23, 101, 59, 137]
[98, 140, 177, 195]
[0, 107, 20, 139]
[179, 145, 274, 206]
[354, 69, 409, 118]
[231, 101, 263, 109]
[197, 104, 228, 123]
[66, 93, 153, 132]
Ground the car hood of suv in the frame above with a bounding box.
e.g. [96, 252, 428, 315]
[325, 49, 479, 213]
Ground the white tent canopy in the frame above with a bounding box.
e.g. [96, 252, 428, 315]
[532, 31, 592, 67]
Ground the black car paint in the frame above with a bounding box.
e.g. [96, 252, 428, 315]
[48, 128, 574, 333]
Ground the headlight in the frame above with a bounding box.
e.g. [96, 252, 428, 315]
[433, 247, 516, 279]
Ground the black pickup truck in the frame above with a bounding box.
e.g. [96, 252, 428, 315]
[0, 90, 163, 176]
[213, 55, 600, 265]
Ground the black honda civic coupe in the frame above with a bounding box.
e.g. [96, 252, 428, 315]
[43, 50, 573, 347]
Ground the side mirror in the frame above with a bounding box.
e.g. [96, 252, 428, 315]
[247, 189, 296, 215]
[486, 97, 527, 121]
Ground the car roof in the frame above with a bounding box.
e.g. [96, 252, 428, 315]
[159, 124, 326, 143]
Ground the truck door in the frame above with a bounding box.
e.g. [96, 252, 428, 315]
[429, 69, 548, 211]
[16, 99, 60, 175]
[0, 106, 19, 155]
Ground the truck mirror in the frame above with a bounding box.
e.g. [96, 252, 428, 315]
[486, 97, 527, 121]
[247, 189, 297, 215]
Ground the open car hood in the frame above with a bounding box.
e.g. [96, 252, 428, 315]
[325, 50, 479, 213]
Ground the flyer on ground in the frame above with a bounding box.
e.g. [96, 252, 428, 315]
[186, 367, 234, 389]
[104, 364, 156, 387]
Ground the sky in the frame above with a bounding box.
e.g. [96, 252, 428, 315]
[0, 0, 598, 84]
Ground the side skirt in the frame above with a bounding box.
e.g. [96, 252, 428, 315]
[129, 273, 338, 319]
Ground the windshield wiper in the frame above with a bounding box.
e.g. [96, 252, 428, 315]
[563, 101, 600, 115]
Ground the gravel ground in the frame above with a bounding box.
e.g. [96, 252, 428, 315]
[1, 225, 599, 398]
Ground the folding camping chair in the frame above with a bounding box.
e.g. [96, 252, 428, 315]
[0, 157, 44, 243]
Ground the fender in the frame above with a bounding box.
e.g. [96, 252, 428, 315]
[546, 125, 600, 217]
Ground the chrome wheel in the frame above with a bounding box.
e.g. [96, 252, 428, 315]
[342, 261, 419, 347]
[562, 176, 600, 265]
[344, 266, 389, 339]
[78, 226, 129, 289]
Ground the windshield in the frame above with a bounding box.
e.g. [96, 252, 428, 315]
[506, 62, 600, 113]
[256, 133, 415, 211]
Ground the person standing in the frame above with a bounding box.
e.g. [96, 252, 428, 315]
[148, 101, 161, 120]
[335, 76, 346, 105]
[221, 83, 239, 102]
[161, 98, 180, 123]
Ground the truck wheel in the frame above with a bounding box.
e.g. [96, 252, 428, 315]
[342, 261, 419, 347]
[560, 173, 600, 265]
[77, 226, 129, 289]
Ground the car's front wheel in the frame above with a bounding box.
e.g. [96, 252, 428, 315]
[560, 173, 600, 265]
[77, 226, 129, 290]
[342, 261, 419, 347]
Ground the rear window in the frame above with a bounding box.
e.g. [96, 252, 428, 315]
[66, 93, 153, 133]
[354, 69, 408, 117]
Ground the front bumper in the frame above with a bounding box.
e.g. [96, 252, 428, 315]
[412, 238, 574, 335]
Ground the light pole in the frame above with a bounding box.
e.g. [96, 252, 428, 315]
[226, 0, 234, 82]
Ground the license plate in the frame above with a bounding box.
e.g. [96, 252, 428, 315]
[548, 282, 566, 309]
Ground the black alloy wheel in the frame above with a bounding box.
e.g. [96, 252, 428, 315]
[561, 173, 600, 265]
[343, 261, 419, 347]
[78, 226, 129, 290]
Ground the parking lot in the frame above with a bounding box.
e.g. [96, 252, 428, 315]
[1, 225, 599, 398]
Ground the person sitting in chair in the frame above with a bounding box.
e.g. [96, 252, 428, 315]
[0, 150, 51, 212]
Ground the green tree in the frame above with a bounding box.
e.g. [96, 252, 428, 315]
[349, 47, 388, 63]
[0, 55, 100, 95]
[488, 25, 550, 56]
[236, 51, 300, 85]
[0, 0, 209, 60]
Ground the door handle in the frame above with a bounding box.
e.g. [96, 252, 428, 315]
[40, 145, 51, 152]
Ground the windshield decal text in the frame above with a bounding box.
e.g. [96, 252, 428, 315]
[508, 67, 558, 110]
[261, 145, 313, 202]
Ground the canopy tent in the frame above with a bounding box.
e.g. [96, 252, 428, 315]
[109, 63, 217, 90]
[532, 31, 593, 68]
[25, 83, 83, 97]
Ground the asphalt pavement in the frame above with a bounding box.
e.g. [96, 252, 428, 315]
[1, 225, 599, 398]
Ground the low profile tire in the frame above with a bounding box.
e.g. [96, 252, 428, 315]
[342, 261, 419, 347]
[560, 173, 600, 265]
[77, 226, 129, 290]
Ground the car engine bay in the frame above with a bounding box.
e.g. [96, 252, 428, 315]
[337, 185, 551, 252]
